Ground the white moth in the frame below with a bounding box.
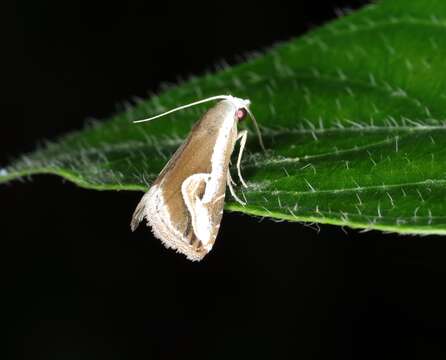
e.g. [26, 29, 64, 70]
[130, 95, 263, 261]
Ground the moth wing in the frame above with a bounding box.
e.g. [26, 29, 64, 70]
[131, 100, 237, 261]
[129, 136, 194, 233]
[180, 173, 226, 251]
[131, 168, 226, 262]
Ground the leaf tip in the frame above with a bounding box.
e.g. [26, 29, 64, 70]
[0, 168, 9, 177]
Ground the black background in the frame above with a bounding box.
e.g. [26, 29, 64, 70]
[2, 1, 446, 359]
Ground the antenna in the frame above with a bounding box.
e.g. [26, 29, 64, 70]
[245, 107, 266, 152]
[133, 95, 232, 123]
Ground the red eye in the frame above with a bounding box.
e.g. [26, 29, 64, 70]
[236, 108, 247, 120]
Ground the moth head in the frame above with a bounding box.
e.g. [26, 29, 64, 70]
[228, 96, 251, 122]
[235, 107, 248, 121]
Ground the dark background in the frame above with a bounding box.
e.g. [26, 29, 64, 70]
[2, 1, 446, 359]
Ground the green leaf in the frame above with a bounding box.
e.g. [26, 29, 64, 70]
[2, 0, 446, 235]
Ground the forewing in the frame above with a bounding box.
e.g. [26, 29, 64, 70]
[131, 100, 237, 260]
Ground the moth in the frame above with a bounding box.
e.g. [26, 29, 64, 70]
[130, 95, 264, 261]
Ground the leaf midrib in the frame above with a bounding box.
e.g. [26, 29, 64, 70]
[249, 178, 445, 196]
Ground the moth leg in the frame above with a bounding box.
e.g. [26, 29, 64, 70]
[227, 168, 236, 186]
[227, 170, 246, 206]
[235, 130, 248, 188]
